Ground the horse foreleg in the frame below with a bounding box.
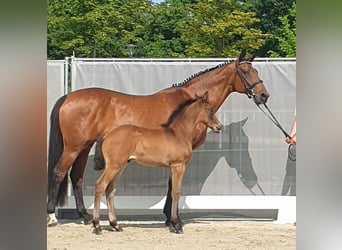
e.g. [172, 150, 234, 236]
[106, 170, 124, 232]
[163, 176, 172, 226]
[70, 145, 93, 224]
[170, 164, 185, 234]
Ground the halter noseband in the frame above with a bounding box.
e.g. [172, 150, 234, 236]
[236, 60, 263, 99]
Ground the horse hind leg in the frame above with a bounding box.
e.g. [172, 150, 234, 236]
[94, 138, 105, 170]
[47, 149, 79, 226]
[70, 144, 93, 224]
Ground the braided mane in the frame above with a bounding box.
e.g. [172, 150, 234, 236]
[172, 61, 231, 87]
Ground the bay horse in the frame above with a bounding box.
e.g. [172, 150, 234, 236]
[92, 92, 221, 234]
[47, 50, 269, 226]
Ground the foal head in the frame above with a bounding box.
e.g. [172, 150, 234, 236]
[194, 91, 222, 133]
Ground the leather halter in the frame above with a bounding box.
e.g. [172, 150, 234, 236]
[235, 60, 263, 99]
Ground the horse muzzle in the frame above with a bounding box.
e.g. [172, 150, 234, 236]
[212, 124, 222, 133]
[253, 91, 269, 105]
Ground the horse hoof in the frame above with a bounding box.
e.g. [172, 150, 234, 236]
[175, 229, 184, 234]
[165, 220, 172, 227]
[172, 222, 183, 234]
[114, 225, 123, 232]
[110, 221, 123, 232]
[83, 216, 93, 225]
[93, 227, 102, 235]
[80, 212, 93, 225]
[47, 221, 58, 227]
[47, 213, 58, 227]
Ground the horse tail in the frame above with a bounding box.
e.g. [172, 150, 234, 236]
[48, 95, 68, 207]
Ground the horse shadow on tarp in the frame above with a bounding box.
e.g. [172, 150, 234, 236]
[187, 117, 265, 196]
[82, 117, 266, 202]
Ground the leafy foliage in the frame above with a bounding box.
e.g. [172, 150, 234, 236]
[268, 3, 296, 57]
[47, 0, 296, 58]
[177, 0, 270, 57]
[48, 0, 151, 59]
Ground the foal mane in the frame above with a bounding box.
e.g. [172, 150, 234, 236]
[172, 61, 230, 87]
[161, 98, 197, 128]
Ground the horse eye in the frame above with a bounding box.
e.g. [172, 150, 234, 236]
[243, 71, 248, 75]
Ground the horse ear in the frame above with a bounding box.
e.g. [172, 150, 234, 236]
[238, 49, 247, 62]
[247, 54, 256, 62]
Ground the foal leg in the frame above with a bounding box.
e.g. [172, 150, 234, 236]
[170, 164, 185, 234]
[47, 149, 79, 226]
[163, 177, 182, 227]
[70, 144, 93, 224]
[105, 170, 124, 232]
[93, 165, 122, 234]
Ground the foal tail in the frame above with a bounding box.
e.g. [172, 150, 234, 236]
[48, 95, 68, 207]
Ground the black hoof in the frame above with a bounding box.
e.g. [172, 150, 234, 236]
[79, 211, 92, 225]
[83, 216, 93, 225]
[165, 219, 172, 227]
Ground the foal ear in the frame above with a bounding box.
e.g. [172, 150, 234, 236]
[202, 91, 209, 103]
[238, 49, 247, 62]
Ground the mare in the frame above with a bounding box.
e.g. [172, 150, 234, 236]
[47, 50, 269, 226]
[92, 92, 221, 234]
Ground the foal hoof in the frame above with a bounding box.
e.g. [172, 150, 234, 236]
[172, 222, 183, 234]
[110, 221, 123, 232]
[93, 227, 102, 235]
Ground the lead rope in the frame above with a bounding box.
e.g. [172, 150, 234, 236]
[256, 103, 296, 161]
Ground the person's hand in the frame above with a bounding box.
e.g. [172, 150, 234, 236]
[285, 136, 296, 145]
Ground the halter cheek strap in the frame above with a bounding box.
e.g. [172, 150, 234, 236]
[236, 61, 263, 99]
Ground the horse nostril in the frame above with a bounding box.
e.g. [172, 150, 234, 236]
[261, 92, 269, 101]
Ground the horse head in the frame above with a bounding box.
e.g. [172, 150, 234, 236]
[235, 49, 269, 105]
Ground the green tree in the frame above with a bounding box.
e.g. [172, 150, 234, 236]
[177, 0, 269, 57]
[268, 3, 296, 57]
[248, 0, 295, 57]
[136, 0, 197, 57]
[48, 0, 151, 59]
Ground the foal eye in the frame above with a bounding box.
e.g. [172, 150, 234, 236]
[243, 71, 248, 75]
